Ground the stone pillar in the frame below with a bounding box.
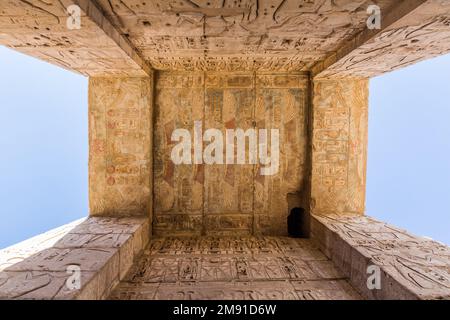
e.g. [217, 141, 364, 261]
[310, 79, 368, 215]
[89, 76, 153, 217]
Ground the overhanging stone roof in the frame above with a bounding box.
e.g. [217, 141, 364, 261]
[1, 1, 450, 76]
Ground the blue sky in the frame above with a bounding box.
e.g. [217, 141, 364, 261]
[0, 46, 88, 248]
[0, 45, 449, 248]
[367, 53, 450, 245]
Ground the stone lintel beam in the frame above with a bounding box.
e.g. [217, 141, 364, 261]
[0, 0, 151, 76]
[89, 76, 153, 217]
[312, 0, 450, 79]
[0, 217, 150, 300]
[310, 79, 368, 216]
[311, 214, 450, 300]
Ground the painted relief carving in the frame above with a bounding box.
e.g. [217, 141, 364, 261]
[154, 72, 308, 236]
[311, 79, 368, 215]
[89, 76, 153, 217]
[91, 0, 396, 72]
[110, 236, 361, 300]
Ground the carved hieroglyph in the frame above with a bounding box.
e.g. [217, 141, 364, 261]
[153, 71, 308, 236]
[2, 1, 450, 78]
[311, 79, 368, 215]
[313, 0, 450, 79]
[0, 217, 150, 299]
[110, 236, 361, 300]
[311, 214, 450, 300]
[89, 76, 153, 217]
[0, 0, 150, 76]
[93, 0, 394, 71]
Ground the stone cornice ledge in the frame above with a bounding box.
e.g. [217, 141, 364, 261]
[74, 0, 153, 75]
[0, 217, 150, 300]
[311, 214, 450, 300]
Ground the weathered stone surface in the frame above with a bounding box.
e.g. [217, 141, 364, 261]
[110, 236, 361, 300]
[292, 279, 362, 300]
[311, 214, 450, 300]
[0, 217, 149, 299]
[0, 270, 98, 300]
[0, 219, 86, 269]
[0, 0, 150, 76]
[68, 217, 148, 234]
[311, 79, 368, 216]
[153, 71, 308, 236]
[3, 1, 450, 78]
[3, 247, 118, 272]
[89, 76, 153, 218]
[313, 0, 450, 78]
[92, 0, 395, 72]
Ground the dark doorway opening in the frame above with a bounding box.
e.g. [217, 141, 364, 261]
[288, 207, 308, 238]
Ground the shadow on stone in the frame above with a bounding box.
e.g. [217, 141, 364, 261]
[288, 207, 308, 238]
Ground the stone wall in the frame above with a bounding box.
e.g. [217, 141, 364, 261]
[89, 76, 153, 217]
[87, 74, 370, 235]
[0, 217, 150, 299]
[311, 214, 450, 300]
[153, 71, 309, 236]
[310, 79, 369, 216]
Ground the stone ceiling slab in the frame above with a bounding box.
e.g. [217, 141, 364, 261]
[2, 1, 450, 77]
[313, 0, 450, 78]
[95, 0, 395, 71]
[0, 0, 150, 76]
